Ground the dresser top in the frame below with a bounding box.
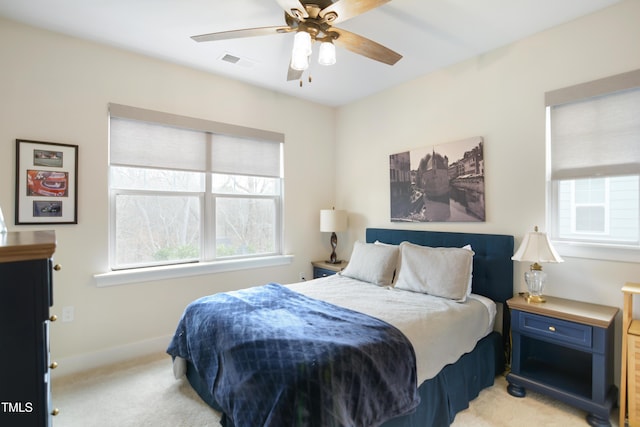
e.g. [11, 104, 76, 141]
[0, 231, 56, 263]
[507, 294, 618, 328]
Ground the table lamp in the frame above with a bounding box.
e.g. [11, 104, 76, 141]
[320, 208, 347, 264]
[512, 226, 564, 303]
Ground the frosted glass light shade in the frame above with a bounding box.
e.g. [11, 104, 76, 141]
[292, 31, 312, 56]
[318, 41, 336, 66]
[290, 51, 309, 71]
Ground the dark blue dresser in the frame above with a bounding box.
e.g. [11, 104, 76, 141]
[0, 231, 58, 426]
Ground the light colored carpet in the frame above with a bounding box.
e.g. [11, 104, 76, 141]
[51, 353, 617, 427]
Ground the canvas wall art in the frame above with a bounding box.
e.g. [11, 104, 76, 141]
[390, 136, 485, 222]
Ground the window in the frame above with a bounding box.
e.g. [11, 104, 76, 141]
[108, 104, 284, 271]
[546, 70, 640, 257]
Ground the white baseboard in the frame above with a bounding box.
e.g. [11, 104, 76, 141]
[51, 334, 173, 379]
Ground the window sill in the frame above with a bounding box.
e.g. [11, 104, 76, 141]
[94, 255, 294, 287]
[553, 241, 640, 263]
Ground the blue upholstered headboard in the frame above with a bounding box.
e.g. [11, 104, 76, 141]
[366, 228, 514, 304]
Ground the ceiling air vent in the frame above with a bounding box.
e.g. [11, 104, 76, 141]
[221, 53, 240, 64]
[218, 53, 256, 68]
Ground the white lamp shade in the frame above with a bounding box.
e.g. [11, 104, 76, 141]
[512, 228, 564, 264]
[320, 209, 347, 233]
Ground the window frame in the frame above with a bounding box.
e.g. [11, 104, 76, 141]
[210, 190, 284, 260]
[102, 104, 289, 281]
[545, 69, 640, 263]
[109, 188, 206, 270]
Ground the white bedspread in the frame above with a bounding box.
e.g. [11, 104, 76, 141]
[287, 274, 496, 384]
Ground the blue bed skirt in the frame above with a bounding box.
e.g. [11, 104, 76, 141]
[184, 331, 504, 427]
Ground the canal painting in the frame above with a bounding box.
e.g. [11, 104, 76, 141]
[390, 136, 485, 222]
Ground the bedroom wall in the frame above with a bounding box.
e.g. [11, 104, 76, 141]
[334, 0, 640, 379]
[1, 1, 639, 380]
[0, 17, 336, 374]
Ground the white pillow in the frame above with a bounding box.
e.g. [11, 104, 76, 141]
[374, 240, 400, 283]
[374, 240, 397, 247]
[462, 244, 474, 296]
[395, 242, 474, 302]
[340, 241, 399, 286]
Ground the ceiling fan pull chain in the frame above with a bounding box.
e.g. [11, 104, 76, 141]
[299, 73, 313, 87]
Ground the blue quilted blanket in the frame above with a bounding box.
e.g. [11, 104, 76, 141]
[167, 283, 419, 427]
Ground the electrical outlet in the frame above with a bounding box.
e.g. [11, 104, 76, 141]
[62, 306, 74, 322]
[299, 272, 306, 281]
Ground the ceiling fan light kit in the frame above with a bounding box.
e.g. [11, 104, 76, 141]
[191, 0, 402, 82]
[291, 31, 336, 70]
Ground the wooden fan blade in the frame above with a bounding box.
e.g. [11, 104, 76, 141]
[275, 0, 309, 19]
[332, 27, 402, 65]
[287, 65, 304, 81]
[320, 0, 391, 24]
[191, 26, 291, 42]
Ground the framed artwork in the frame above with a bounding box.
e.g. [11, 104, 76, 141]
[390, 136, 485, 222]
[15, 139, 78, 224]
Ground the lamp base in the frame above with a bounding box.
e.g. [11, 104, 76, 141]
[524, 268, 547, 304]
[525, 293, 546, 303]
[325, 259, 343, 265]
[327, 232, 341, 265]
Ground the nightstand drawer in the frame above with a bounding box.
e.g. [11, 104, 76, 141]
[518, 311, 593, 349]
[313, 267, 338, 278]
[311, 261, 347, 279]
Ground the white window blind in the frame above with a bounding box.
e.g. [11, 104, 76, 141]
[110, 117, 208, 171]
[107, 103, 285, 271]
[110, 118, 282, 176]
[549, 87, 640, 180]
[109, 103, 284, 173]
[211, 134, 282, 178]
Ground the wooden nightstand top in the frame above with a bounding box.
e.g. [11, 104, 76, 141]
[623, 282, 640, 295]
[507, 294, 618, 328]
[311, 260, 347, 272]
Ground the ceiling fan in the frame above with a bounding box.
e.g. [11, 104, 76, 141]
[191, 0, 402, 83]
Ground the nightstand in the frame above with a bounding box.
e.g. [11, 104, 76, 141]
[311, 260, 347, 279]
[506, 294, 618, 427]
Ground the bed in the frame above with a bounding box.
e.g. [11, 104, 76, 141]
[167, 228, 514, 427]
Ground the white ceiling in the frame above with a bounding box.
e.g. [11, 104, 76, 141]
[0, 0, 622, 107]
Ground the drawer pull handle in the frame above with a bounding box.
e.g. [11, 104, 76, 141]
[549, 326, 556, 332]
[50, 361, 58, 369]
[50, 314, 58, 322]
[52, 408, 60, 416]
[54, 264, 62, 271]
